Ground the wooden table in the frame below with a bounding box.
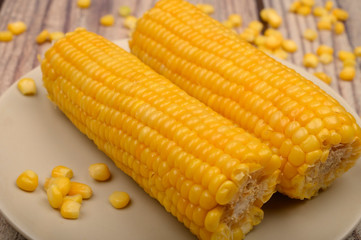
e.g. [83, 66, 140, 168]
[0, 0, 360, 239]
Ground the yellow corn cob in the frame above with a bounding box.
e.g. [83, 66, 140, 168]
[129, 0, 361, 199]
[41, 28, 280, 239]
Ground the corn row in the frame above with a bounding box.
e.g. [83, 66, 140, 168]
[41, 28, 280, 239]
[129, 0, 361, 199]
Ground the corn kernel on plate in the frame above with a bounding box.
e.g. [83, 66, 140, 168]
[0, 39, 360, 240]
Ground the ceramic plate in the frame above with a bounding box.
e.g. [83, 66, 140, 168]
[0, 39, 360, 240]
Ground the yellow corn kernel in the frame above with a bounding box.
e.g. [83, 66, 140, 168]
[313, 72, 332, 84]
[313, 7, 327, 17]
[289, 1, 301, 12]
[316, 45, 333, 55]
[319, 53, 333, 64]
[228, 14, 242, 27]
[124, 16, 137, 30]
[17, 78, 37, 96]
[60, 200, 81, 219]
[7, 21, 27, 35]
[44, 177, 71, 196]
[303, 53, 319, 68]
[338, 50, 356, 61]
[63, 194, 83, 204]
[354, 46, 361, 57]
[204, 207, 223, 232]
[264, 28, 283, 40]
[47, 185, 63, 208]
[339, 67, 356, 81]
[239, 28, 256, 43]
[334, 21, 345, 34]
[100, 14, 115, 26]
[16, 170, 38, 192]
[50, 31, 65, 41]
[332, 8, 349, 21]
[0, 31, 13, 42]
[195, 4, 214, 15]
[77, 0, 91, 9]
[273, 48, 288, 60]
[260, 9, 282, 28]
[265, 35, 282, 50]
[68, 182, 93, 199]
[88, 163, 111, 181]
[109, 191, 130, 209]
[317, 16, 332, 30]
[222, 20, 234, 29]
[248, 21, 263, 33]
[303, 29, 317, 41]
[300, 0, 315, 7]
[281, 39, 298, 53]
[51, 165, 73, 178]
[118, 6, 131, 17]
[343, 59, 356, 68]
[36, 30, 50, 44]
[297, 6, 312, 16]
[325, 1, 333, 11]
[254, 35, 266, 46]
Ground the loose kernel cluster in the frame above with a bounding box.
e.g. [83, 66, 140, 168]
[0, 21, 26, 42]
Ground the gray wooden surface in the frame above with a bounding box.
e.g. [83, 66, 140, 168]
[0, 0, 360, 239]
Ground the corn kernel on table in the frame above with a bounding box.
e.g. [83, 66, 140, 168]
[0, 0, 361, 239]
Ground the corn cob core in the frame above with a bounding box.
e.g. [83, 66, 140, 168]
[41, 28, 280, 239]
[129, 0, 361, 199]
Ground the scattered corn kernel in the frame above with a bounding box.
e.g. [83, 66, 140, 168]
[338, 50, 356, 61]
[17, 78, 37, 95]
[334, 21, 345, 35]
[7, 21, 27, 35]
[254, 35, 267, 46]
[36, 30, 50, 44]
[297, 6, 312, 16]
[265, 35, 282, 49]
[100, 14, 115, 26]
[109, 191, 130, 209]
[88, 163, 111, 181]
[123, 16, 137, 30]
[303, 29, 317, 41]
[303, 53, 319, 68]
[118, 6, 131, 17]
[317, 17, 332, 30]
[63, 194, 83, 204]
[68, 182, 92, 199]
[300, 0, 315, 7]
[313, 7, 327, 17]
[44, 176, 71, 196]
[77, 0, 91, 9]
[239, 28, 257, 43]
[16, 170, 38, 192]
[261, 8, 282, 28]
[196, 4, 214, 15]
[316, 45, 334, 55]
[281, 39, 298, 53]
[289, 1, 301, 12]
[354, 46, 361, 57]
[248, 20, 263, 33]
[325, 1, 333, 11]
[222, 20, 234, 29]
[332, 8, 349, 21]
[319, 53, 333, 64]
[264, 28, 283, 41]
[342, 59, 356, 67]
[313, 72, 332, 84]
[51, 166, 73, 179]
[339, 67, 356, 81]
[61, 200, 81, 219]
[273, 48, 288, 60]
[47, 185, 63, 208]
[228, 14, 242, 27]
[50, 32, 65, 41]
[0, 31, 13, 42]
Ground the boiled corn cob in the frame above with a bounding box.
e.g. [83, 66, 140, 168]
[129, 0, 361, 199]
[41, 28, 280, 239]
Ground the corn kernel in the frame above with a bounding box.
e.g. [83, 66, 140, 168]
[0, 31, 13, 42]
[68, 182, 92, 199]
[354, 46, 361, 57]
[61, 200, 81, 219]
[301, 0, 315, 7]
[109, 191, 130, 209]
[63, 194, 83, 204]
[77, 0, 91, 9]
[248, 21, 263, 33]
[338, 50, 356, 61]
[196, 4, 214, 15]
[260, 9, 282, 28]
[50, 32, 65, 41]
[325, 1, 333, 11]
[319, 53, 333, 64]
[332, 8, 349, 21]
[254, 35, 266, 46]
[317, 16, 332, 30]
[51, 165, 73, 178]
[47, 185, 63, 208]
[265, 35, 282, 50]
[36, 30, 50, 44]
[222, 20, 234, 29]
[316, 45, 333, 55]
[44, 177, 71, 196]
[17, 78, 37, 95]
[303, 29, 317, 41]
[7, 21, 27, 35]
[334, 21, 345, 34]
[281, 39, 298, 53]
[289, 1, 301, 13]
[313, 72, 332, 84]
[303, 53, 319, 68]
[124, 16, 137, 30]
[343, 59, 356, 68]
[88, 163, 111, 181]
[228, 14, 242, 27]
[313, 7, 327, 17]
[100, 14, 115, 26]
[339, 67, 356, 81]
[16, 170, 38, 192]
[273, 48, 288, 60]
[297, 6, 312, 16]
[118, 6, 131, 17]
[239, 28, 256, 43]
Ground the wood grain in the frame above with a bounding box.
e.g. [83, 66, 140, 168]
[0, 0, 360, 239]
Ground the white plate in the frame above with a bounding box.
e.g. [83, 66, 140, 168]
[0, 39, 360, 240]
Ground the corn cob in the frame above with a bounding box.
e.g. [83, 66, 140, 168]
[41, 28, 280, 239]
[129, 0, 361, 199]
